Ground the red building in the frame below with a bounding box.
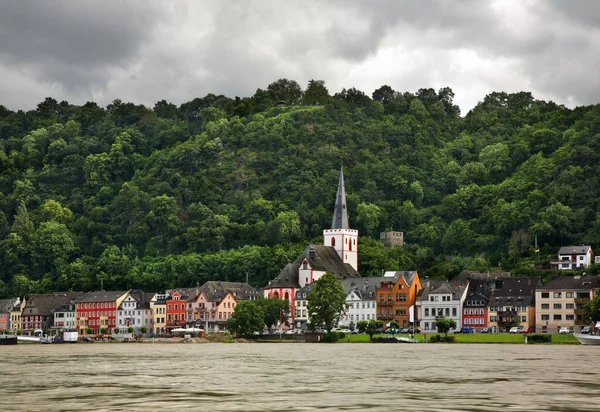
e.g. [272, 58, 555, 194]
[75, 291, 129, 335]
[21, 293, 83, 333]
[166, 289, 199, 332]
[462, 282, 489, 332]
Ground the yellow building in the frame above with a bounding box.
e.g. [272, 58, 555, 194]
[10, 298, 26, 332]
[151, 293, 167, 335]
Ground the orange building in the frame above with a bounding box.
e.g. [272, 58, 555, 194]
[376, 271, 422, 328]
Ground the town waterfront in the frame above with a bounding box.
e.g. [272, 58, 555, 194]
[2, 343, 599, 411]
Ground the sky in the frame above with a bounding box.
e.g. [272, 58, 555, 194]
[0, 0, 599, 113]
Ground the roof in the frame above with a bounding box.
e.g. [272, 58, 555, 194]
[24, 293, 84, 317]
[170, 287, 202, 302]
[489, 277, 542, 307]
[331, 168, 349, 229]
[119, 290, 152, 310]
[418, 279, 468, 302]
[76, 291, 128, 303]
[0, 298, 19, 313]
[200, 281, 259, 303]
[341, 277, 383, 299]
[265, 244, 360, 290]
[558, 245, 592, 255]
[381, 271, 419, 287]
[539, 275, 600, 290]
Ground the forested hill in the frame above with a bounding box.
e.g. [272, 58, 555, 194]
[1, 79, 599, 298]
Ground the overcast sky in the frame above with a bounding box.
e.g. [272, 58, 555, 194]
[1, 0, 598, 112]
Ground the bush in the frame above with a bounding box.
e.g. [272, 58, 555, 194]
[322, 331, 345, 342]
[113, 328, 120, 335]
[527, 334, 551, 344]
[429, 334, 456, 343]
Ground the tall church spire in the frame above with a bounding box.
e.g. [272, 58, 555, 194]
[331, 167, 349, 229]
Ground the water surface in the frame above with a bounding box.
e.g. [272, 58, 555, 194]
[1, 343, 598, 411]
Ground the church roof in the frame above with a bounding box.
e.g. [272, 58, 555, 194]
[200, 281, 259, 303]
[266, 245, 360, 290]
[331, 168, 349, 229]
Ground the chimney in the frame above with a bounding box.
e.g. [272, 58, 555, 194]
[309, 246, 316, 260]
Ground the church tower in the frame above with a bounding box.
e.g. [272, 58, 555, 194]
[323, 168, 358, 271]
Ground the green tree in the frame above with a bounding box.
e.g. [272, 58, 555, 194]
[267, 78, 303, 104]
[303, 79, 330, 105]
[307, 273, 346, 333]
[256, 297, 289, 330]
[363, 319, 384, 340]
[435, 318, 456, 336]
[582, 293, 600, 325]
[227, 300, 265, 337]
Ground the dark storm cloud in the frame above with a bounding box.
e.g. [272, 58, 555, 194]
[0, 1, 598, 111]
[0, 0, 161, 93]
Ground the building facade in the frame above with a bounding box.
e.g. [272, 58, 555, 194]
[535, 275, 600, 333]
[75, 291, 128, 335]
[554, 245, 594, 270]
[418, 279, 468, 334]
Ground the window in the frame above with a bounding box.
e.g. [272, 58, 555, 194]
[566, 292, 574, 298]
[553, 314, 562, 320]
[541, 293, 549, 298]
[553, 292, 562, 298]
[452, 308, 457, 316]
[566, 303, 574, 309]
[553, 304, 562, 309]
[579, 255, 584, 261]
[445, 308, 450, 316]
[425, 308, 429, 317]
[541, 304, 549, 309]
[541, 314, 549, 321]
[566, 314, 575, 321]
[464, 309, 468, 315]
[521, 316, 526, 322]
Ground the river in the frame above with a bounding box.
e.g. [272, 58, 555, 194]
[1, 343, 598, 411]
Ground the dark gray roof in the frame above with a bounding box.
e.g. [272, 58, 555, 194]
[266, 244, 360, 290]
[558, 245, 592, 255]
[171, 287, 202, 302]
[119, 290, 152, 310]
[0, 298, 19, 313]
[200, 281, 259, 303]
[539, 275, 600, 290]
[341, 277, 382, 299]
[418, 279, 468, 301]
[331, 168, 349, 229]
[24, 293, 84, 317]
[76, 291, 128, 303]
[489, 277, 541, 307]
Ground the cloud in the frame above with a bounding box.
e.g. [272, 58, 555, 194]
[0, 1, 598, 112]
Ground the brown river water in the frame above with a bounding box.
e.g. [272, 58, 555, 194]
[1, 343, 599, 411]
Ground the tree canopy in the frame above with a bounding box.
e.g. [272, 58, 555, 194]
[0, 80, 598, 297]
[307, 272, 347, 333]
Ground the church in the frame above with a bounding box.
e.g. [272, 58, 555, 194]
[262, 168, 361, 327]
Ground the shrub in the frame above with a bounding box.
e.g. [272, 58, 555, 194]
[322, 331, 345, 342]
[100, 328, 107, 335]
[429, 334, 455, 343]
[127, 327, 134, 334]
[527, 334, 551, 344]
[113, 328, 120, 335]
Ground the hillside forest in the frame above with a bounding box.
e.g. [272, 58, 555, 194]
[1, 79, 600, 298]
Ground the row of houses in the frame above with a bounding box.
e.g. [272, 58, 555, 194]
[2, 169, 598, 337]
[0, 281, 259, 336]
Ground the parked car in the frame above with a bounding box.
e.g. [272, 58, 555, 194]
[559, 327, 570, 334]
[521, 327, 533, 334]
[480, 327, 490, 334]
[581, 326, 591, 334]
[406, 328, 421, 334]
[509, 327, 523, 333]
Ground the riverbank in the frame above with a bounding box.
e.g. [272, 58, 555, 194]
[337, 333, 580, 344]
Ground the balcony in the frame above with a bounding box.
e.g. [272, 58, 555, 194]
[497, 310, 517, 315]
[377, 314, 394, 320]
[574, 298, 590, 304]
[574, 309, 583, 316]
[378, 300, 393, 306]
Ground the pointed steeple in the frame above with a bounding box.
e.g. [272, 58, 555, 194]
[331, 167, 349, 229]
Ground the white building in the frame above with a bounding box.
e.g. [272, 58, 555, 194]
[53, 302, 77, 332]
[555, 245, 593, 270]
[340, 277, 379, 327]
[418, 279, 469, 333]
[116, 291, 153, 334]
